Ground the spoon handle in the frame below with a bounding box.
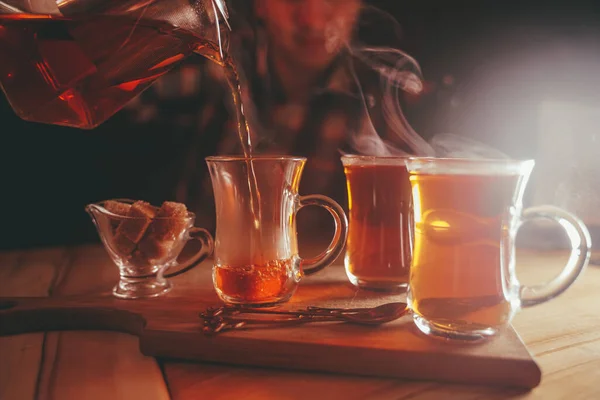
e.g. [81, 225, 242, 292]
[219, 314, 340, 324]
[201, 314, 342, 334]
[204, 306, 324, 318]
[306, 305, 373, 314]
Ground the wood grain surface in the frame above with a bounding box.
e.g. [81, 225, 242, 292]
[0, 244, 597, 399]
[0, 285, 541, 388]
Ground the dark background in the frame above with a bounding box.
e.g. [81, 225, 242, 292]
[2, 0, 600, 249]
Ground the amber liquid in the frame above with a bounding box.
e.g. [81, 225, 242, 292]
[223, 65, 263, 230]
[214, 258, 299, 305]
[408, 173, 520, 332]
[344, 163, 413, 290]
[0, 14, 229, 129]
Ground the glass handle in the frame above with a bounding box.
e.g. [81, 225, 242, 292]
[162, 228, 214, 279]
[518, 205, 592, 308]
[297, 195, 348, 276]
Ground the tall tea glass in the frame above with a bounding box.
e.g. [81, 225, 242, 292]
[342, 155, 413, 291]
[405, 157, 591, 341]
[206, 156, 348, 306]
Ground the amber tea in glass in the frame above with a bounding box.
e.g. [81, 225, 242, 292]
[342, 155, 413, 291]
[207, 156, 348, 306]
[406, 157, 591, 340]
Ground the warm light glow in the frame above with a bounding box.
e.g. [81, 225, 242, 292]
[149, 53, 186, 71]
[412, 182, 421, 223]
[430, 220, 450, 230]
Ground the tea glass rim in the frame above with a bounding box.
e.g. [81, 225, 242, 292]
[341, 154, 411, 166]
[405, 157, 535, 175]
[206, 155, 306, 163]
[89, 199, 196, 221]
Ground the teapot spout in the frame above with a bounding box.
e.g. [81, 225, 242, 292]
[213, 0, 231, 30]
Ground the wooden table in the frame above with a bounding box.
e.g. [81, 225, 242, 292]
[1, 244, 598, 399]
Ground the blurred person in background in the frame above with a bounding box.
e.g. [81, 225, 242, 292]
[127, 0, 426, 237]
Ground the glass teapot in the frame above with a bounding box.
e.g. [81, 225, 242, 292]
[0, 0, 230, 129]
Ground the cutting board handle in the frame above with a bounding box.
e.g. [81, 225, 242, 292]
[0, 296, 146, 336]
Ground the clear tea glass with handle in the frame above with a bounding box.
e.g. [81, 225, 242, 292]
[405, 157, 591, 341]
[0, 0, 230, 128]
[206, 156, 349, 307]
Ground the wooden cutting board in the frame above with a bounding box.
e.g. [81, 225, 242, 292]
[0, 263, 541, 389]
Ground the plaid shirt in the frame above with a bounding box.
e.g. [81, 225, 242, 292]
[122, 36, 405, 232]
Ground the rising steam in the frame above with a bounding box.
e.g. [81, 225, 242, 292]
[347, 45, 435, 156]
[344, 5, 509, 159]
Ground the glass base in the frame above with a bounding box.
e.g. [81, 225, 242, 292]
[346, 272, 408, 293]
[412, 313, 497, 342]
[216, 291, 295, 308]
[113, 277, 172, 299]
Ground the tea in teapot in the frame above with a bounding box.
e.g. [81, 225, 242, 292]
[0, 0, 230, 129]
